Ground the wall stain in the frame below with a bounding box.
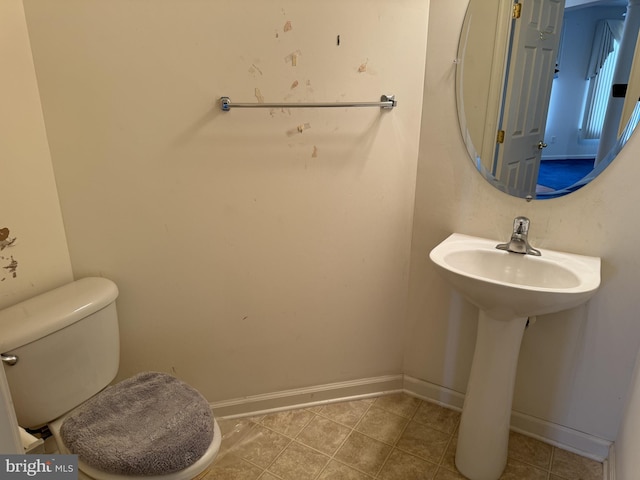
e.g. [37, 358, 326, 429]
[357, 59, 377, 75]
[270, 107, 292, 117]
[312, 146, 319, 158]
[1, 256, 17, 279]
[283, 20, 293, 32]
[254, 88, 264, 103]
[286, 122, 311, 136]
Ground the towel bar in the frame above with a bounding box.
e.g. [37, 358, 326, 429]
[219, 94, 396, 112]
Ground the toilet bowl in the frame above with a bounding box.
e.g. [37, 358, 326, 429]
[0, 278, 221, 479]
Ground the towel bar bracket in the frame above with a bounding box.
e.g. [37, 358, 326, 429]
[219, 94, 396, 112]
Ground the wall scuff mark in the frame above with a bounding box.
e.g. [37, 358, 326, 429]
[0, 228, 15, 250]
[2, 257, 17, 280]
[285, 50, 302, 67]
[286, 123, 311, 136]
[0, 228, 17, 281]
[248, 63, 263, 76]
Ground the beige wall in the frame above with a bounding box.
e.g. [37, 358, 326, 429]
[0, 0, 73, 453]
[22, 0, 429, 401]
[13, 0, 640, 458]
[406, 0, 640, 447]
[615, 348, 640, 475]
[0, 1, 72, 309]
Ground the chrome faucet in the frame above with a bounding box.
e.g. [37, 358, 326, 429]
[496, 216, 541, 256]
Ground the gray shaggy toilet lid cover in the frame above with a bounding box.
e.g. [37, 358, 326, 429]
[60, 371, 215, 476]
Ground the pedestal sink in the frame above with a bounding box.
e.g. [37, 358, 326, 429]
[429, 233, 600, 480]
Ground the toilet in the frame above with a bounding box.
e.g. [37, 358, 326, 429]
[0, 277, 221, 479]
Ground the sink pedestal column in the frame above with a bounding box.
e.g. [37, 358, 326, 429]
[455, 311, 528, 480]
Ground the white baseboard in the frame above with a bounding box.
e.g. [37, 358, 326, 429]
[210, 374, 404, 418]
[605, 444, 615, 480]
[402, 374, 465, 410]
[209, 374, 612, 463]
[510, 410, 611, 462]
[403, 375, 612, 462]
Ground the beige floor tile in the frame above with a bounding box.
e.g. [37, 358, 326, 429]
[441, 434, 458, 471]
[433, 466, 467, 480]
[378, 448, 438, 480]
[355, 406, 409, 444]
[204, 453, 263, 480]
[296, 415, 351, 455]
[212, 396, 605, 480]
[499, 458, 547, 480]
[317, 460, 373, 480]
[267, 441, 329, 480]
[551, 448, 603, 480]
[258, 473, 281, 480]
[396, 421, 451, 463]
[318, 400, 372, 427]
[216, 418, 257, 457]
[373, 393, 422, 418]
[412, 401, 460, 435]
[507, 431, 552, 469]
[259, 409, 315, 437]
[233, 424, 291, 468]
[334, 431, 393, 476]
[217, 417, 254, 437]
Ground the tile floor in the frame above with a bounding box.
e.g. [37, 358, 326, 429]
[203, 393, 604, 480]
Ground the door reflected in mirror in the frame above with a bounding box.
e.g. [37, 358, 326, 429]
[456, 0, 640, 199]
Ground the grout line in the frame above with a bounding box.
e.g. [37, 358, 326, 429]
[259, 436, 294, 478]
[258, 409, 319, 478]
[371, 395, 419, 478]
[312, 399, 378, 480]
[256, 401, 380, 480]
[549, 446, 559, 480]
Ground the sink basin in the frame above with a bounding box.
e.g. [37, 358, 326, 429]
[429, 232, 601, 480]
[429, 233, 601, 321]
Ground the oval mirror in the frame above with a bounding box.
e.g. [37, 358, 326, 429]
[456, 0, 640, 199]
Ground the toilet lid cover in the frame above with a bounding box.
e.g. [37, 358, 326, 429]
[60, 371, 215, 476]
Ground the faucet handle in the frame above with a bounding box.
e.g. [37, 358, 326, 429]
[497, 216, 540, 255]
[513, 216, 530, 235]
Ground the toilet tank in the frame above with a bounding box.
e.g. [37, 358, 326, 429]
[0, 278, 120, 428]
